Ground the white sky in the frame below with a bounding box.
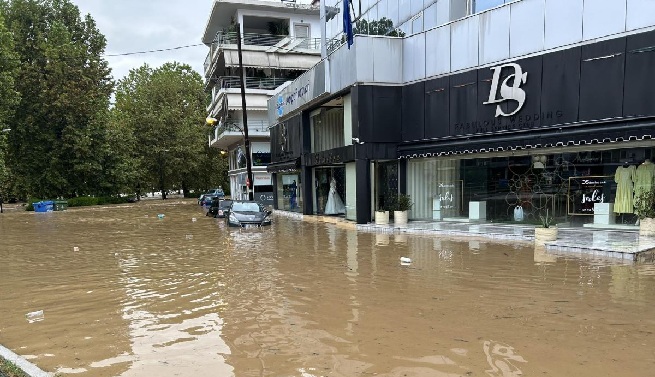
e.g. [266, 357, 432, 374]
[69, 0, 316, 84]
[69, 0, 214, 82]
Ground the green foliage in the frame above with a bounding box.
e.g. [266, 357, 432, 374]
[267, 20, 289, 36]
[634, 189, 655, 220]
[353, 17, 405, 37]
[2, 0, 113, 199]
[0, 355, 30, 377]
[394, 193, 413, 211]
[67, 196, 128, 207]
[0, 10, 20, 200]
[539, 209, 553, 228]
[113, 62, 211, 198]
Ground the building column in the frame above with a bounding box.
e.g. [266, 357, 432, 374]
[271, 173, 278, 209]
[301, 165, 313, 215]
[356, 159, 371, 224]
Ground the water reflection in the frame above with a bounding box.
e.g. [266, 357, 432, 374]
[1, 202, 655, 377]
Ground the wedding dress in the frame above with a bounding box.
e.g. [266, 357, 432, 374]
[324, 178, 345, 215]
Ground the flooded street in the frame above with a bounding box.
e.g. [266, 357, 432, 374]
[1, 200, 655, 376]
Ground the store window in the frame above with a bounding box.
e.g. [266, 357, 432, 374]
[277, 173, 302, 212]
[407, 146, 655, 226]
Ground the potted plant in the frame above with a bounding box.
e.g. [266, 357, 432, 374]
[375, 192, 395, 225]
[634, 188, 655, 236]
[375, 206, 390, 225]
[394, 193, 413, 225]
[534, 209, 557, 243]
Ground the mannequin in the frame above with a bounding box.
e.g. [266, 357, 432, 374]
[634, 159, 655, 197]
[324, 177, 345, 215]
[614, 163, 636, 214]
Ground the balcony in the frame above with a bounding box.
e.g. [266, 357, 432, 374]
[204, 32, 322, 78]
[208, 120, 270, 150]
[214, 76, 290, 90]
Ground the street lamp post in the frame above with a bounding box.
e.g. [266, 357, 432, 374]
[236, 23, 254, 201]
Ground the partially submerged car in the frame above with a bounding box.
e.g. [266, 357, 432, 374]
[198, 188, 225, 204]
[207, 199, 233, 218]
[226, 200, 272, 228]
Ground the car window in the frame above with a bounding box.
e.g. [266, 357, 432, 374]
[231, 202, 261, 212]
[219, 200, 233, 208]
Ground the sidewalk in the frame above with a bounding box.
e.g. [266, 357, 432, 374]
[274, 211, 655, 263]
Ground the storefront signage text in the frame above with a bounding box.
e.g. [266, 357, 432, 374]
[484, 63, 528, 117]
[454, 110, 564, 135]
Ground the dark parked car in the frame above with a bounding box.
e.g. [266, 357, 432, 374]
[198, 188, 225, 204]
[226, 200, 272, 228]
[207, 199, 233, 218]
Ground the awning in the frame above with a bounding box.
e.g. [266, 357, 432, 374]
[211, 93, 270, 115]
[398, 119, 655, 159]
[266, 158, 300, 173]
[223, 50, 319, 70]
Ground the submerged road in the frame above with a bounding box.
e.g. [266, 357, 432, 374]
[1, 200, 654, 376]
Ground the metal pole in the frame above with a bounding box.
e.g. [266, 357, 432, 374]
[236, 23, 254, 201]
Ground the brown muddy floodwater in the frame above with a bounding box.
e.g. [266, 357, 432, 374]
[1, 200, 655, 377]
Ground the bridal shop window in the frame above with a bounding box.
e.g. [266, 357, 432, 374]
[314, 167, 346, 215]
[277, 173, 302, 212]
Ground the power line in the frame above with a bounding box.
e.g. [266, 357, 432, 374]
[103, 43, 205, 57]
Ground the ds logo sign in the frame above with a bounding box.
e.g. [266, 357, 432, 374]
[483, 63, 528, 117]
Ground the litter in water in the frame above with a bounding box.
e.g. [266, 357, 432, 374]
[157, 214, 165, 219]
[400, 257, 412, 263]
[192, 218, 197, 222]
[73, 246, 79, 252]
[26, 310, 45, 323]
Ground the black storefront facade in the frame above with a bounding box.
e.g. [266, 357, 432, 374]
[269, 29, 655, 226]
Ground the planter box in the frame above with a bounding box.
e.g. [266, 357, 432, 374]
[375, 211, 389, 225]
[640, 217, 655, 237]
[394, 210, 408, 225]
[534, 227, 558, 243]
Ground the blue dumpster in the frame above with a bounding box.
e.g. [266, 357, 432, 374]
[33, 201, 54, 213]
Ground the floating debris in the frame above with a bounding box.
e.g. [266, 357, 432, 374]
[73, 246, 80, 252]
[400, 257, 412, 263]
[26, 310, 44, 323]
[157, 214, 165, 219]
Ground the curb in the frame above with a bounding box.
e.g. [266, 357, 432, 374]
[0, 345, 52, 377]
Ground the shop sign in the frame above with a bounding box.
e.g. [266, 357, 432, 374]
[254, 174, 271, 186]
[568, 176, 610, 215]
[268, 60, 328, 122]
[435, 181, 463, 217]
[483, 63, 528, 117]
[257, 192, 274, 206]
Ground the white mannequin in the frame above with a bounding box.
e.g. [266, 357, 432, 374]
[324, 178, 345, 215]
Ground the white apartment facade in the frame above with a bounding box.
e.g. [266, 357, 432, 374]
[202, 0, 321, 202]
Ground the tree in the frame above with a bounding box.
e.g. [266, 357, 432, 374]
[2, 0, 113, 198]
[0, 9, 20, 200]
[113, 62, 211, 199]
[353, 17, 406, 37]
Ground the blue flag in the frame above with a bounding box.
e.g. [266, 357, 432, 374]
[343, 0, 353, 49]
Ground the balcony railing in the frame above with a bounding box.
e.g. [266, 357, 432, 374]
[204, 31, 322, 75]
[214, 76, 290, 90]
[210, 120, 270, 143]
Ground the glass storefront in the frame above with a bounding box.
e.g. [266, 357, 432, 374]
[276, 172, 302, 212]
[407, 145, 655, 226]
[314, 167, 346, 215]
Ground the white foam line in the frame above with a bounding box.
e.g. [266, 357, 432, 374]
[0, 344, 52, 377]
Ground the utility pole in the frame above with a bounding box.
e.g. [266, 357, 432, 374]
[236, 23, 254, 201]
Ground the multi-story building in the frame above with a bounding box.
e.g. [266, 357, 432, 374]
[203, 0, 321, 203]
[268, 0, 655, 227]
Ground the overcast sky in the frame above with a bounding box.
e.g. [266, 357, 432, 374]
[69, 0, 214, 82]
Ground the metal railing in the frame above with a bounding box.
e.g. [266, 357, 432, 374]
[214, 76, 290, 90]
[204, 31, 321, 75]
[216, 31, 321, 50]
[211, 120, 270, 142]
